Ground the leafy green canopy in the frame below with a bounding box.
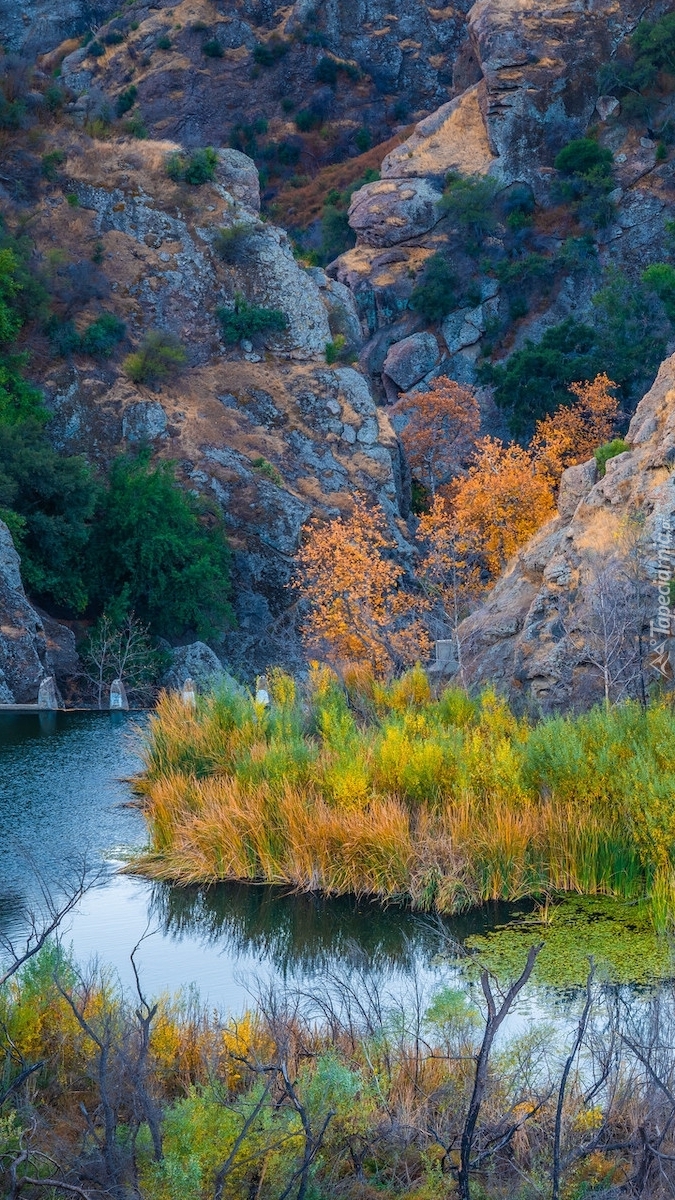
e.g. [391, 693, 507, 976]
[87, 450, 233, 637]
[0, 420, 97, 611]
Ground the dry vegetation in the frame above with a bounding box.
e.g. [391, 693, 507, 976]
[132, 668, 675, 929]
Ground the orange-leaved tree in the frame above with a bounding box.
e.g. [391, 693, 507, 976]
[445, 436, 556, 581]
[532, 372, 619, 485]
[394, 377, 480, 495]
[296, 496, 430, 675]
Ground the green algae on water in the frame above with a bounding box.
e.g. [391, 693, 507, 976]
[463, 895, 675, 987]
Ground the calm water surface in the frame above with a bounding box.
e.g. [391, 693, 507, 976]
[0, 712, 641, 1029]
[0, 711, 507, 1013]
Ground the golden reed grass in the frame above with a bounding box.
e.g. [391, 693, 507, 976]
[131, 670, 675, 922]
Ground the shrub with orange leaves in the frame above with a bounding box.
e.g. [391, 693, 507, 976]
[394, 377, 480, 495]
[532, 372, 619, 484]
[296, 495, 430, 675]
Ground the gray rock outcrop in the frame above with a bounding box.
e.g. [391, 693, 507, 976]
[0, 520, 73, 704]
[160, 642, 240, 694]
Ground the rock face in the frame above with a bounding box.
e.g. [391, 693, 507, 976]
[53, 0, 474, 159]
[26, 139, 408, 676]
[0, 0, 116, 52]
[0, 521, 72, 705]
[383, 332, 440, 391]
[456, 355, 675, 711]
[161, 642, 239, 694]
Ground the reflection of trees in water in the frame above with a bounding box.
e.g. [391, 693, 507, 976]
[148, 881, 522, 976]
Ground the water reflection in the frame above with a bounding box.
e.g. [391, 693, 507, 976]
[149, 880, 534, 977]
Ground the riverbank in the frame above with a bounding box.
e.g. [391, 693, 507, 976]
[131, 667, 675, 927]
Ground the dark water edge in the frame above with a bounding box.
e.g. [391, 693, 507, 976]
[0, 711, 671, 1017]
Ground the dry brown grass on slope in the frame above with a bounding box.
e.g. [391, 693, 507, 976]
[269, 127, 413, 230]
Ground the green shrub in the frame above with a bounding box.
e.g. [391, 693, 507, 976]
[213, 223, 255, 263]
[124, 114, 147, 138]
[45, 316, 80, 357]
[44, 84, 65, 112]
[218, 294, 288, 344]
[552, 138, 615, 228]
[325, 334, 351, 365]
[642, 261, 675, 321]
[319, 205, 354, 262]
[123, 330, 187, 384]
[86, 448, 233, 637]
[190, 19, 209, 32]
[166, 147, 218, 184]
[156, 33, 172, 50]
[202, 38, 223, 57]
[595, 438, 629, 477]
[554, 138, 613, 177]
[0, 97, 25, 130]
[253, 37, 290, 67]
[440, 173, 498, 251]
[115, 84, 137, 117]
[80, 312, 126, 357]
[354, 127, 371, 152]
[103, 29, 124, 45]
[251, 456, 283, 485]
[66, 193, 79, 207]
[0, 420, 97, 611]
[410, 253, 458, 321]
[483, 318, 599, 435]
[87, 40, 105, 57]
[315, 56, 338, 84]
[592, 267, 670, 399]
[41, 149, 66, 180]
[599, 15, 675, 121]
[295, 108, 322, 132]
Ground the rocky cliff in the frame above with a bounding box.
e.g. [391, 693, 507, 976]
[0, 520, 76, 704]
[18, 136, 407, 674]
[331, 0, 675, 401]
[456, 355, 675, 710]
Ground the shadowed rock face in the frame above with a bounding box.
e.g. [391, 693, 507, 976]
[455, 356, 675, 711]
[0, 0, 116, 53]
[0, 521, 75, 704]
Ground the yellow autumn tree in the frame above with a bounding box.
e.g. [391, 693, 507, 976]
[532, 372, 619, 484]
[296, 496, 430, 675]
[394, 377, 480, 495]
[445, 436, 556, 581]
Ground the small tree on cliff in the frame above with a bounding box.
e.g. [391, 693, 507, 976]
[296, 496, 430, 675]
[394, 377, 480, 495]
[446, 436, 556, 582]
[532, 372, 619, 485]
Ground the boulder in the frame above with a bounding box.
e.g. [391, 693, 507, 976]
[596, 95, 620, 121]
[557, 459, 598, 520]
[381, 85, 495, 181]
[216, 149, 261, 215]
[383, 333, 441, 391]
[348, 178, 445, 248]
[161, 642, 240, 694]
[122, 401, 168, 442]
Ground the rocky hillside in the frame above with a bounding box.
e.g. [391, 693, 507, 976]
[3, 0, 675, 706]
[456, 353, 675, 711]
[331, 0, 675, 405]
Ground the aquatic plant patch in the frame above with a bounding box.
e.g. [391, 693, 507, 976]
[132, 669, 675, 928]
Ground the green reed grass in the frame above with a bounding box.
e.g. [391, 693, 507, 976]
[133, 666, 675, 926]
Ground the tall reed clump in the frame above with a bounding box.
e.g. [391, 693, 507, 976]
[133, 666, 675, 924]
